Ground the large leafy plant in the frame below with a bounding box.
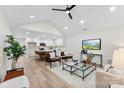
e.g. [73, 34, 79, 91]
[4, 35, 26, 70]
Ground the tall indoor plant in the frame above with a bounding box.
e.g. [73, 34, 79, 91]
[4, 35, 26, 70]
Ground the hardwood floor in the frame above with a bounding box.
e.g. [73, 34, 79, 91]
[17, 57, 72, 88]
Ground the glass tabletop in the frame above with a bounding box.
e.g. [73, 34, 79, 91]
[73, 62, 95, 71]
[62, 61, 78, 66]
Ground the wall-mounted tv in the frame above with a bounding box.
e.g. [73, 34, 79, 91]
[40, 43, 46, 46]
[82, 39, 101, 50]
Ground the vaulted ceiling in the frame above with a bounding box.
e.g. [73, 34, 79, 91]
[0, 5, 124, 38]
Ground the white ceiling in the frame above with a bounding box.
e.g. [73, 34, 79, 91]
[12, 27, 63, 40]
[0, 5, 124, 37]
[19, 20, 62, 36]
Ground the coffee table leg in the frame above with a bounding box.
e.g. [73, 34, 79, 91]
[62, 63, 64, 70]
[82, 71, 84, 81]
[95, 63, 96, 70]
[70, 66, 72, 75]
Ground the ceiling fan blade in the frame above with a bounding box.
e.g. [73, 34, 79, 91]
[52, 8, 66, 11]
[68, 5, 76, 10]
[68, 12, 72, 19]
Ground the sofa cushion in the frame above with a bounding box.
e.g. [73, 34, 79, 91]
[108, 68, 124, 76]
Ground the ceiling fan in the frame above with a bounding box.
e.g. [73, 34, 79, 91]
[52, 5, 76, 19]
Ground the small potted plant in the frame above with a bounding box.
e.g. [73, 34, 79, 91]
[4, 35, 26, 70]
[84, 53, 94, 64]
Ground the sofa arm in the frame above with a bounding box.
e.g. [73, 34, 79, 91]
[96, 69, 124, 88]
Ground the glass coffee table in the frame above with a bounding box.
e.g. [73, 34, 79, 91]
[72, 62, 96, 81]
[62, 61, 96, 81]
[62, 61, 78, 75]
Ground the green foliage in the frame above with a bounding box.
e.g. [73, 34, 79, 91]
[4, 35, 26, 61]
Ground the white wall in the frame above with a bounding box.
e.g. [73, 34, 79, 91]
[16, 38, 26, 46]
[12, 27, 64, 47]
[0, 9, 11, 81]
[65, 24, 124, 66]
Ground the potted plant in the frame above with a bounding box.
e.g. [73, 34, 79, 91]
[84, 53, 94, 64]
[4, 35, 26, 70]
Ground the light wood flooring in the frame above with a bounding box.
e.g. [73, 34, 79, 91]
[17, 57, 72, 88]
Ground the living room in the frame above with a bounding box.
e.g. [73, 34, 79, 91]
[0, 1, 124, 90]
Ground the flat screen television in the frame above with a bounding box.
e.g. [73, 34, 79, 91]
[40, 43, 46, 46]
[82, 39, 101, 50]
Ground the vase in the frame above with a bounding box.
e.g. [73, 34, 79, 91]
[11, 60, 17, 70]
[85, 58, 92, 64]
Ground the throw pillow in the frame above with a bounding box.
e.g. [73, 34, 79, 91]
[108, 68, 124, 76]
[50, 52, 55, 58]
[104, 64, 112, 72]
[64, 51, 68, 56]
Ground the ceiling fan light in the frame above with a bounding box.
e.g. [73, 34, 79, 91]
[66, 10, 70, 14]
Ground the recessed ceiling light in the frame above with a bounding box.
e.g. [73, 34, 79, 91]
[30, 15, 34, 19]
[64, 26, 68, 30]
[110, 6, 117, 12]
[26, 32, 30, 34]
[80, 20, 84, 24]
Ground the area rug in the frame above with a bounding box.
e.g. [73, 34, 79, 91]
[47, 63, 96, 88]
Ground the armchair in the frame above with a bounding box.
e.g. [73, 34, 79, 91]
[61, 51, 73, 62]
[46, 52, 61, 68]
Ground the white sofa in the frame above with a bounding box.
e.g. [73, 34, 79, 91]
[111, 84, 124, 88]
[0, 75, 29, 88]
[96, 49, 124, 88]
[96, 68, 124, 88]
